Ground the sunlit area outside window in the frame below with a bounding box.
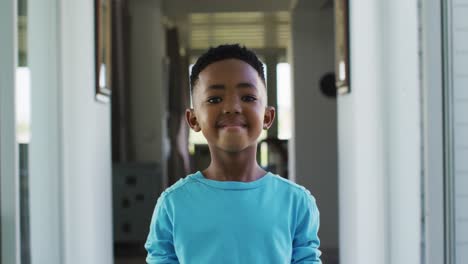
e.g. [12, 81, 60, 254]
[277, 63, 291, 140]
[16, 67, 31, 144]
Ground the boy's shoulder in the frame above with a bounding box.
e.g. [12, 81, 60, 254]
[158, 171, 316, 203]
[159, 173, 198, 198]
[269, 173, 316, 201]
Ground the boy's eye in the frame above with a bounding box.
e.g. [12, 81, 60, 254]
[242, 95, 257, 102]
[207, 97, 222, 104]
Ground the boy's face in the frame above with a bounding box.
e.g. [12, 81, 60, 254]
[186, 58, 275, 153]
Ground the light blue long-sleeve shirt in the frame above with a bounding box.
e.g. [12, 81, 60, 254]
[145, 171, 321, 264]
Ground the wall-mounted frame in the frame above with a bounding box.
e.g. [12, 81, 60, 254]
[95, 0, 112, 102]
[334, 0, 350, 94]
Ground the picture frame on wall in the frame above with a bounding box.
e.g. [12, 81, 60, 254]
[95, 0, 112, 102]
[334, 0, 350, 94]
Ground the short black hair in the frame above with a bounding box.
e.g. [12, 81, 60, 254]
[189, 44, 265, 92]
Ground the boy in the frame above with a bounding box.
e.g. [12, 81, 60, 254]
[145, 44, 321, 263]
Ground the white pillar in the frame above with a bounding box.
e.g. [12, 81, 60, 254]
[0, 0, 20, 263]
[29, 0, 64, 262]
[338, 0, 421, 263]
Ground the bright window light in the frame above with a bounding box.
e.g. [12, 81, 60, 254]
[277, 63, 291, 140]
[16, 67, 31, 143]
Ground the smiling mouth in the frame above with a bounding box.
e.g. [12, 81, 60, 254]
[218, 124, 246, 129]
[216, 118, 247, 128]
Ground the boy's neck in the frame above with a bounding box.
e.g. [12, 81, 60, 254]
[202, 146, 266, 182]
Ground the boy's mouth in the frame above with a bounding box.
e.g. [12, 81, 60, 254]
[216, 118, 247, 128]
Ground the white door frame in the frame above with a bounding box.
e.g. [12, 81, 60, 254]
[0, 0, 21, 263]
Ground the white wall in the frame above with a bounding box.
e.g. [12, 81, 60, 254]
[290, 3, 338, 251]
[60, 1, 113, 262]
[29, 0, 113, 263]
[129, 0, 167, 163]
[338, 1, 421, 263]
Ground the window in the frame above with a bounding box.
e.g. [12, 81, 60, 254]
[276, 63, 291, 140]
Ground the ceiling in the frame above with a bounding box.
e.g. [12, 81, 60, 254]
[162, 0, 293, 17]
[188, 12, 290, 51]
[161, 0, 331, 52]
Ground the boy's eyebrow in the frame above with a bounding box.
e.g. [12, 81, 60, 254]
[208, 84, 226, 90]
[237, 82, 257, 90]
[207, 82, 257, 90]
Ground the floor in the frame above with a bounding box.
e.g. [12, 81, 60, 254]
[115, 257, 145, 264]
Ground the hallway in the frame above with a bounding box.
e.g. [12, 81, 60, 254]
[1, 0, 467, 263]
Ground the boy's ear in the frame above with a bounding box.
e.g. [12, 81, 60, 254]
[185, 108, 201, 132]
[263, 106, 276, 130]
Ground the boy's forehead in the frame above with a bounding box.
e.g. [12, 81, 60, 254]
[197, 59, 264, 86]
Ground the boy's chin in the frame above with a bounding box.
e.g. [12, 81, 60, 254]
[216, 142, 255, 153]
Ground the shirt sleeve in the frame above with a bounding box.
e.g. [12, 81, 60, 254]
[291, 192, 322, 264]
[144, 194, 180, 264]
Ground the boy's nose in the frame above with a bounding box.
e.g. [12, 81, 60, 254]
[222, 98, 242, 114]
